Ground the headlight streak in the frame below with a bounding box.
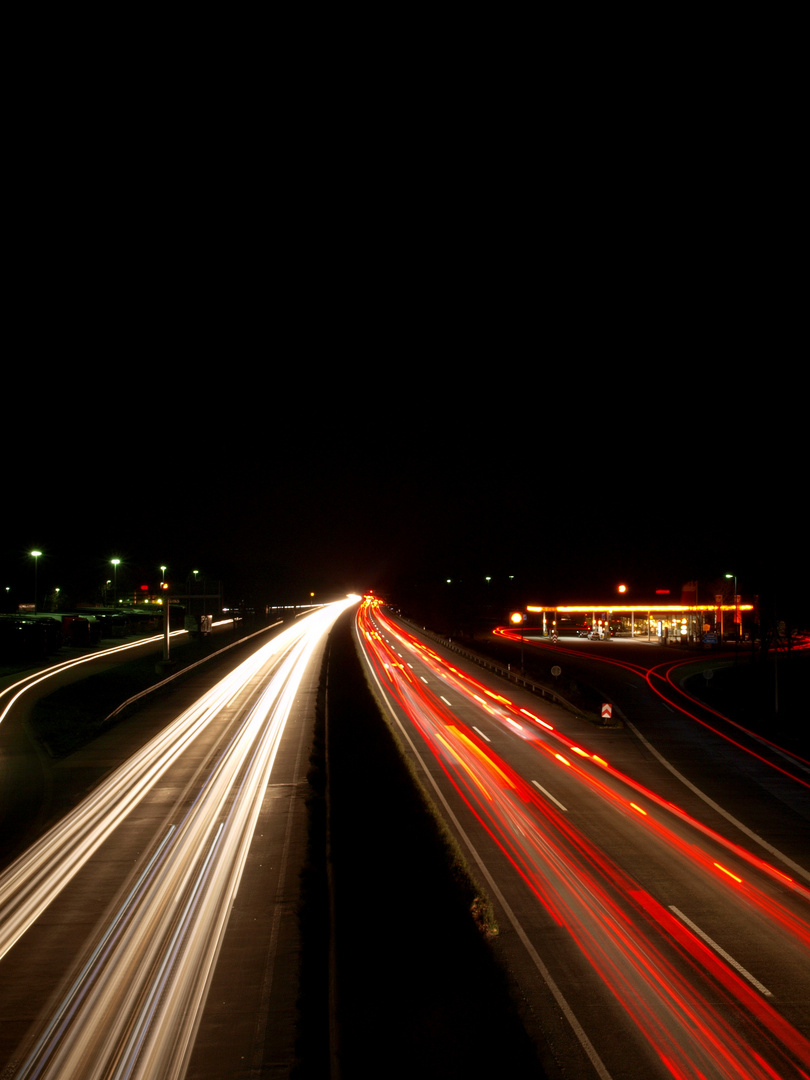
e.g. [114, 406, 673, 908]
[15, 827, 178, 1076]
[0, 613, 336, 960]
[112, 823, 228, 1080]
[1, 640, 282, 962]
[0, 631, 191, 728]
[4, 599, 355, 1079]
[358, 600, 810, 1080]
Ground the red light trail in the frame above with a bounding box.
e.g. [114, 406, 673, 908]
[359, 599, 810, 1080]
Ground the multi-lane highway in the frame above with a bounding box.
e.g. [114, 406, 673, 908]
[3, 596, 808, 1080]
[0, 598, 356, 1079]
[357, 598, 810, 1080]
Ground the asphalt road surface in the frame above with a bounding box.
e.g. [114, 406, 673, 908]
[356, 600, 810, 1080]
[0, 601, 354, 1079]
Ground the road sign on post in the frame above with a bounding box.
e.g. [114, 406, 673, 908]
[601, 703, 613, 721]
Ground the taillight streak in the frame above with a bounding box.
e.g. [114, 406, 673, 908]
[358, 605, 810, 1079]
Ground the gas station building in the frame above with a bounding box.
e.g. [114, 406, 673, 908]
[526, 594, 754, 644]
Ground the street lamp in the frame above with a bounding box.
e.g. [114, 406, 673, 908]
[30, 550, 42, 612]
[111, 558, 121, 606]
[510, 610, 526, 670]
[725, 573, 739, 640]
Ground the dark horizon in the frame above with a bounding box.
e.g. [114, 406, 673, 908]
[6, 36, 802, 629]
[4, 432, 803, 633]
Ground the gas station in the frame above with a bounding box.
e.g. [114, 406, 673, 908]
[524, 591, 754, 644]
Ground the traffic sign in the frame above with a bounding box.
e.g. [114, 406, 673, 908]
[601, 703, 613, 720]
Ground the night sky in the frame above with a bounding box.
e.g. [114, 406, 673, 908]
[4, 61, 802, 630]
[4, 353, 801, 632]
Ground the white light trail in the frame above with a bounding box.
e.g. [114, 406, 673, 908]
[3, 598, 355, 1079]
[0, 631, 191, 728]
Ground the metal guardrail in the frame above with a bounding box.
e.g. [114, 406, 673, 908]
[102, 620, 283, 725]
[403, 621, 585, 718]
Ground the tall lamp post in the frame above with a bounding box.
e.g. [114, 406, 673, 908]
[111, 558, 121, 606]
[30, 550, 42, 612]
[725, 572, 738, 640]
[160, 568, 171, 664]
[510, 611, 526, 670]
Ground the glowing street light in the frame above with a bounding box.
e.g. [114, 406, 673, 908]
[30, 550, 42, 612]
[725, 573, 739, 639]
[510, 610, 526, 670]
[160, 569, 171, 665]
[111, 558, 121, 606]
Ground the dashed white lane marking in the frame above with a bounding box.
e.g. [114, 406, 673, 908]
[532, 780, 568, 812]
[669, 906, 773, 996]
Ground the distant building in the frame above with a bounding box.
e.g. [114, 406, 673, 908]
[527, 590, 753, 643]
